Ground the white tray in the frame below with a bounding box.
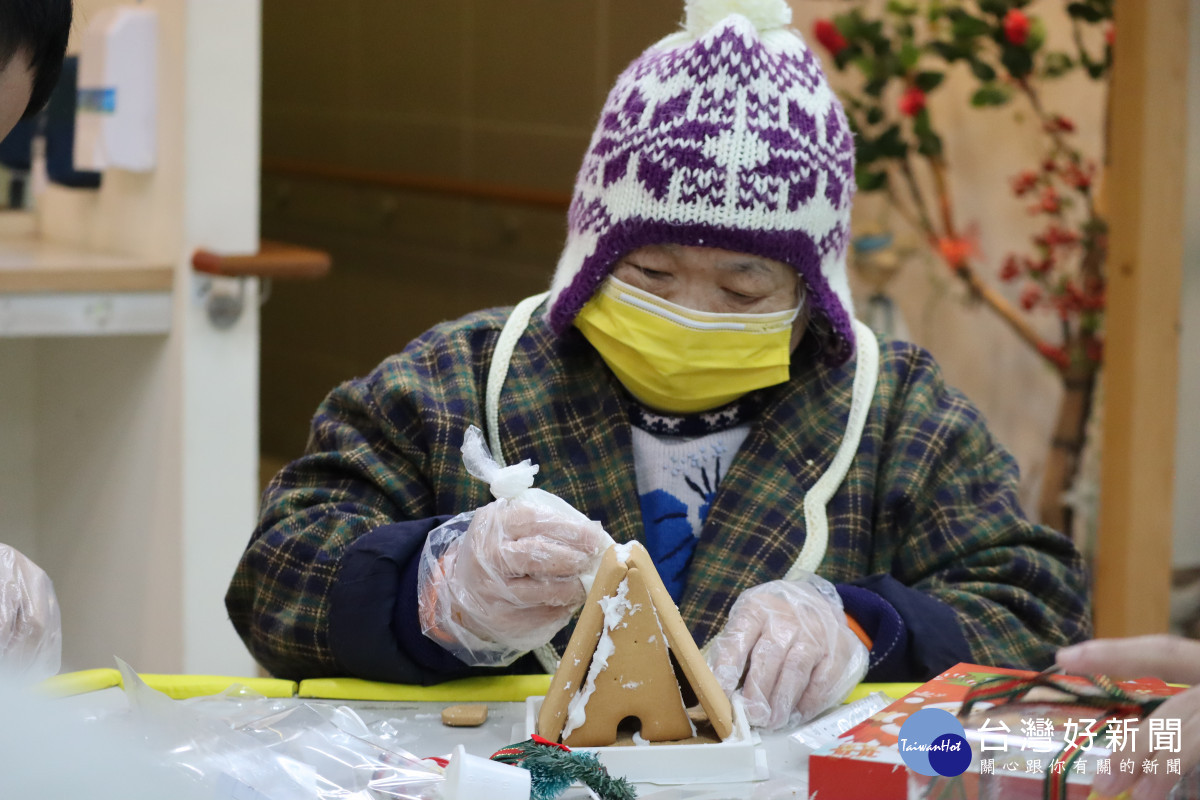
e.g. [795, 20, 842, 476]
[522, 694, 768, 785]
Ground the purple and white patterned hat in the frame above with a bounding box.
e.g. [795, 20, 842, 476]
[546, 0, 857, 364]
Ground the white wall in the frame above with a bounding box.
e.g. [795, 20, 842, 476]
[0, 0, 261, 675]
[180, 0, 262, 674]
[0, 341, 36, 560]
[34, 335, 182, 672]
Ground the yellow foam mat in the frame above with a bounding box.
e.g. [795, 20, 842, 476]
[845, 682, 920, 703]
[40, 667, 122, 697]
[40, 669, 296, 699]
[297, 677, 915, 704]
[42, 669, 916, 707]
[298, 674, 555, 702]
[138, 674, 298, 700]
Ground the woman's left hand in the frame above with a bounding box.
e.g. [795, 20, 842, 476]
[706, 575, 868, 730]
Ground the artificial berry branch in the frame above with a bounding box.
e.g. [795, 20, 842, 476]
[816, 0, 1113, 531]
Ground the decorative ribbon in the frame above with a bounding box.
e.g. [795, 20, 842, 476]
[956, 669, 1170, 800]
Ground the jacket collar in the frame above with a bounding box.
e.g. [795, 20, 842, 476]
[679, 351, 857, 647]
[503, 314, 856, 648]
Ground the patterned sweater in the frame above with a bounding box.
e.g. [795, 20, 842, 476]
[226, 307, 1091, 683]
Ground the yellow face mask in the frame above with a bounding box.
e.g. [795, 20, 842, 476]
[573, 277, 800, 414]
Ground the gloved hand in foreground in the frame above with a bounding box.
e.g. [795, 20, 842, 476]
[0, 544, 62, 680]
[707, 575, 868, 730]
[421, 497, 611, 664]
[418, 426, 613, 667]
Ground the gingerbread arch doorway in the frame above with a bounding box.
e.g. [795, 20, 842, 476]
[537, 542, 734, 747]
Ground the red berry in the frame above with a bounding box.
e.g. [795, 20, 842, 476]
[899, 86, 927, 117]
[1037, 341, 1070, 369]
[1021, 285, 1042, 310]
[1039, 187, 1061, 214]
[1000, 255, 1021, 282]
[1004, 10, 1031, 47]
[1012, 170, 1039, 197]
[814, 20, 848, 57]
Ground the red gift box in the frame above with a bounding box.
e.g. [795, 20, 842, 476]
[807, 663, 1185, 800]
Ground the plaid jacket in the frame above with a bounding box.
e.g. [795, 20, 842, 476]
[227, 306, 1091, 679]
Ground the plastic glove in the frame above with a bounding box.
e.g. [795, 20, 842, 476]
[0, 544, 62, 680]
[418, 427, 613, 667]
[706, 575, 868, 731]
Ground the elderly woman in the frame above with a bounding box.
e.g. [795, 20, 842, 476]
[227, 0, 1090, 730]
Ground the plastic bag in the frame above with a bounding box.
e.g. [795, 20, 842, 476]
[0, 543, 62, 681]
[237, 704, 443, 799]
[787, 691, 893, 756]
[111, 659, 444, 800]
[418, 426, 613, 667]
[0, 674, 208, 800]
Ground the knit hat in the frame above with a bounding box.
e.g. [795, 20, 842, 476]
[546, 0, 857, 365]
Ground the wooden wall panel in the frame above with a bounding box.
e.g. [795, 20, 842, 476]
[1095, 0, 1190, 637]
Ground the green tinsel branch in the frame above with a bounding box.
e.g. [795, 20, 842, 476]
[491, 738, 637, 800]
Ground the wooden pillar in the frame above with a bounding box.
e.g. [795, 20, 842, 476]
[1094, 0, 1190, 637]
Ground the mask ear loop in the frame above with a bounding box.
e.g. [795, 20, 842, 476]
[485, 292, 550, 466]
[791, 277, 811, 333]
[484, 290, 562, 675]
[786, 319, 879, 576]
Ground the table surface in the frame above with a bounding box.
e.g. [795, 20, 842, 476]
[66, 689, 813, 800]
[356, 699, 809, 800]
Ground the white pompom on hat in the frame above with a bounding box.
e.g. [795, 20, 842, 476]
[684, 0, 792, 36]
[546, 0, 857, 364]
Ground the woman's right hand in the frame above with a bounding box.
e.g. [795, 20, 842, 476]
[419, 497, 611, 665]
[450, 499, 611, 640]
